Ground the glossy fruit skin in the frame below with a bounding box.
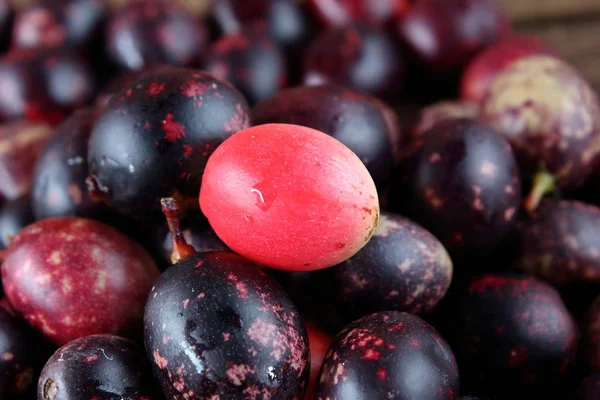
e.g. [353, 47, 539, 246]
[411, 100, 480, 139]
[12, 0, 106, 50]
[461, 35, 555, 103]
[303, 24, 403, 97]
[0, 120, 54, 201]
[308, 0, 411, 27]
[38, 334, 160, 400]
[106, 1, 208, 71]
[316, 311, 459, 400]
[400, 119, 521, 255]
[160, 226, 230, 265]
[200, 123, 380, 271]
[395, 0, 509, 73]
[144, 251, 310, 399]
[457, 273, 578, 396]
[252, 84, 395, 190]
[31, 108, 107, 220]
[326, 212, 452, 321]
[0, 196, 34, 249]
[584, 296, 600, 371]
[89, 68, 251, 221]
[2, 217, 160, 345]
[0, 48, 97, 125]
[204, 25, 287, 105]
[481, 55, 600, 190]
[518, 200, 600, 285]
[304, 321, 332, 400]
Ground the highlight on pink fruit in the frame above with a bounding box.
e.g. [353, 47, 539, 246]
[200, 123, 380, 271]
[461, 35, 556, 103]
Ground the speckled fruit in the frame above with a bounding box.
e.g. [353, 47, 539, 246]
[0, 120, 54, 201]
[31, 108, 106, 220]
[304, 321, 332, 400]
[304, 24, 403, 97]
[308, 0, 411, 27]
[204, 25, 287, 105]
[88, 68, 251, 221]
[0, 48, 97, 125]
[0, 196, 33, 249]
[317, 311, 459, 400]
[584, 296, 600, 371]
[200, 123, 380, 271]
[395, 0, 509, 73]
[1, 217, 160, 345]
[12, 0, 106, 50]
[461, 35, 555, 103]
[252, 84, 395, 190]
[327, 212, 452, 321]
[400, 119, 521, 255]
[106, 1, 208, 71]
[160, 226, 229, 265]
[411, 100, 480, 139]
[38, 334, 160, 400]
[144, 251, 310, 399]
[579, 373, 600, 400]
[518, 200, 600, 285]
[481, 55, 600, 210]
[457, 273, 578, 395]
[95, 64, 168, 108]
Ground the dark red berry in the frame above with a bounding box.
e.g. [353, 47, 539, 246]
[1, 217, 160, 345]
[95, 64, 170, 108]
[304, 321, 332, 400]
[307, 0, 412, 27]
[317, 311, 459, 400]
[584, 296, 600, 371]
[0, 195, 33, 250]
[252, 84, 396, 190]
[411, 100, 480, 139]
[88, 67, 250, 221]
[38, 334, 161, 400]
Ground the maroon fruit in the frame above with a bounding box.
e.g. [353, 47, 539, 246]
[457, 273, 579, 396]
[106, 1, 208, 71]
[1, 217, 160, 345]
[481, 55, 600, 211]
[584, 296, 600, 371]
[411, 100, 480, 139]
[12, 0, 106, 50]
[308, 0, 411, 27]
[31, 108, 106, 220]
[95, 64, 168, 108]
[0, 119, 54, 201]
[204, 25, 287, 105]
[252, 84, 396, 189]
[518, 200, 600, 285]
[304, 321, 332, 400]
[304, 24, 403, 97]
[0, 196, 33, 249]
[395, 0, 509, 73]
[0, 48, 97, 124]
[317, 311, 459, 399]
[461, 35, 555, 103]
[398, 119, 521, 255]
[88, 67, 250, 221]
[326, 212, 452, 321]
[38, 334, 160, 400]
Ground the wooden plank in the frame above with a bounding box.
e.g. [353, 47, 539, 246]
[503, 0, 600, 22]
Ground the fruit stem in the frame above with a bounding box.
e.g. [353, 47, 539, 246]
[161, 197, 196, 264]
[524, 170, 555, 213]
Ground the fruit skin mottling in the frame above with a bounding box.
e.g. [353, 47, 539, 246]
[200, 123, 380, 271]
[316, 311, 460, 400]
[518, 199, 600, 285]
[144, 251, 310, 399]
[411, 100, 480, 139]
[584, 296, 600, 372]
[38, 334, 161, 400]
[1, 217, 160, 346]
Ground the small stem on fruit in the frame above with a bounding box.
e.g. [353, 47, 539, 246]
[161, 197, 196, 264]
[524, 170, 555, 213]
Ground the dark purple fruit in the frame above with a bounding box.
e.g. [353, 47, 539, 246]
[398, 118, 521, 256]
[106, 1, 208, 71]
[38, 334, 160, 400]
[317, 311, 459, 400]
[584, 296, 600, 371]
[252, 84, 396, 190]
[31, 107, 107, 220]
[304, 24, 403, 98]
[204, 25, 287, 105]
[0, 195, 33, 249]
[518, 199, 600, 285]
[578, 372, 600, 400]
[411, 100, 480, 139]
[325, 212, 452, 322]
[308, 0, 411, 27]
[144, 251, 309, 399]
[95, 64, 169, 108]
[0, 2, 13, 53]
[457, 273, 578, 396]
[0, 48, 96, 125]
[88, 67, 250, 221]
[12, 0, 106, 50]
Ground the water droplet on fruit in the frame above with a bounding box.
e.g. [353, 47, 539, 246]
[66, 156, 83, 166]
[267, 366, 277, 381]
[251, 182, 278, 211]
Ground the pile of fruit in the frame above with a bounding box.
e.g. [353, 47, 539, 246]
[0, 0, 599, 399]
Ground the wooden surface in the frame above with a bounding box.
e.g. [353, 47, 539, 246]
[504, 0, 600, 22]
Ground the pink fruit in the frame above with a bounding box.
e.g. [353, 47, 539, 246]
[2, 217, 160, 345]
[200, 123, 380, 271]
[304, 321, 333, 400]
